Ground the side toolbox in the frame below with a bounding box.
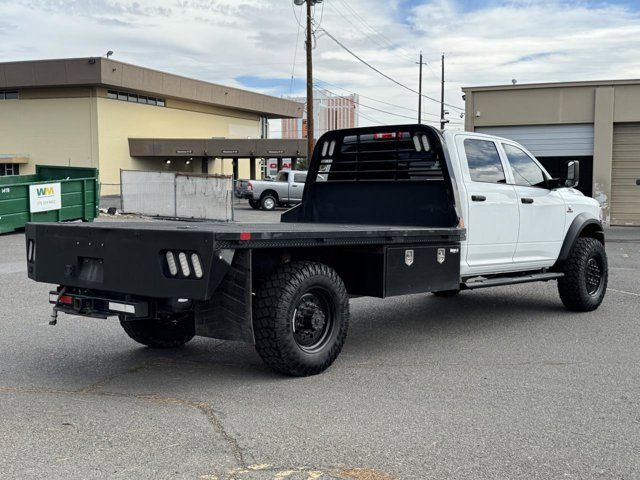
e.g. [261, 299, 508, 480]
[385, 244, 460, 296]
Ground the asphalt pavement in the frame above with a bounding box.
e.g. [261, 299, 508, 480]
[1, 208, 639, 479]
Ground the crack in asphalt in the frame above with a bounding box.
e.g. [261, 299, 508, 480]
[0, 381, 248, 469]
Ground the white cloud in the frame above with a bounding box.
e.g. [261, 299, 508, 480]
[1, 0, 639, 130]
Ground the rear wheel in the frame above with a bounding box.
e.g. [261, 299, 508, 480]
[253, 261, 349, 376]
[558, 237, 608, 311]
[248, 199, 261, 210]
[261, 194, 277, 211]
[120, 312, 195, 348]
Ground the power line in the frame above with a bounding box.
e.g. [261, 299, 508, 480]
[330, 0, 415, 62]
[289, 15, 303, 94]
[319, 27, 464, 112]
[315, 78, 441, 119]
[313, 83, 443, 127]
[326, 2, 413, 62]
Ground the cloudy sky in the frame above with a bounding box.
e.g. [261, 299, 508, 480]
[1, 0, 639, 133]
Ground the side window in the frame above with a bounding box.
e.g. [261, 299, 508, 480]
[503, 144, 546, 188]
[293, 173, 307, 183]
[276, 171, 288, 182]
[463, 139, 506, 183]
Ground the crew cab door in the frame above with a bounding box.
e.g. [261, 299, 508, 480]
[457, 136, 519, 271]
[289, 172, 307, 202]
[500, 143, 566, 265]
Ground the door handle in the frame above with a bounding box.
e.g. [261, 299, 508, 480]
[291, 184, 299, 187]
[471, 195, 486, 202]
[521, 198, 534, 204]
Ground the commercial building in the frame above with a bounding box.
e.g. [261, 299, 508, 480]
[280, 91, 358, 140]
[0, 58, 302, 194]
[462, 80, 640, 225]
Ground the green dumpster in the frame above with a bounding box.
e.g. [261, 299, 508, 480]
[0, 165, 99, 234]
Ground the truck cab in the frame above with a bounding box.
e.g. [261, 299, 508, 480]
[441, 130, 601, 277]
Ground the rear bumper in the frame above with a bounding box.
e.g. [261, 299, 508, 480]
[49, 290, 149, 318]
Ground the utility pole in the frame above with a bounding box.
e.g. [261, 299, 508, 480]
[440, 53, 446, 130]
[417, 51, 423, 124]
[294, 0, 321, 160]
[305, 0, 316, 162]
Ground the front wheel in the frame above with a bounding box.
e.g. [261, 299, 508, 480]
[120, 312, 195, 348]
[558, 237, 608, 311]
[253, 262, 350, 376]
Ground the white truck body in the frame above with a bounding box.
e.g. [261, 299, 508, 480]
[441, 130, 600, 277]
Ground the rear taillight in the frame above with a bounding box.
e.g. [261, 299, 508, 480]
[163, 251, 203, 279]
[178, 252, 190, 277]
[165, 251, 178, 276]
[247, 182, 253, 190]
[191, 253, 203, 278]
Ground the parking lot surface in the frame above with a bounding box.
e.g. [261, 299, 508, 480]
[1, 210, 639, 479]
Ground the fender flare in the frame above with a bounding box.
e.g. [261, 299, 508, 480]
[555, 213, 605, 265]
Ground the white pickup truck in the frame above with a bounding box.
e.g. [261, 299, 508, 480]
[28, 124, 607, 376]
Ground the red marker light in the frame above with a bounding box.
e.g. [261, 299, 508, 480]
[240, 232, 252, 241]
[59, 295, 73, 305]
[374, 132, 396, 140]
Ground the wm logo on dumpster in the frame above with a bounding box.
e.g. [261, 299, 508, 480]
[36, 186, 56, 197]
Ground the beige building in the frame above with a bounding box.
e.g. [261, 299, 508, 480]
[462, 80, 640, 226]
[0, 58, 302, 195]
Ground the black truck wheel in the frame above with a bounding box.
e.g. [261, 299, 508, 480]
[253, 261, 349, 376]
[261, 194, 277, 211]
[558, 237, 608, 312]
[248, 199, 261, 210]
[119, 313, 195, 348]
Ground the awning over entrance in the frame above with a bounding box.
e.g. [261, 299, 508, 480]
[128, 138, 308, 159]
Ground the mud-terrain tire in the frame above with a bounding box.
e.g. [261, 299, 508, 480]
[558, 237, 608, 312]
[120, 313, 195, 348]
[248, 199, 261, 210]
[253, 261, 349, 376]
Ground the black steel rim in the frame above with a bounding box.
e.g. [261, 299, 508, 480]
[292, 288, 335, 353]
[585, 256, 604, 296]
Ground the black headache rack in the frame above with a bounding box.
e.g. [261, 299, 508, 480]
[282, 124, 460, 229]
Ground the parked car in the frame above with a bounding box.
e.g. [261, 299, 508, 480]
[27, 124, 607, 377]
[238, 170, 309, 210]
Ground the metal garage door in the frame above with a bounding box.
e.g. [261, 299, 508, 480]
[611, 124, 640, 226]
[476, 124, 594, 157]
